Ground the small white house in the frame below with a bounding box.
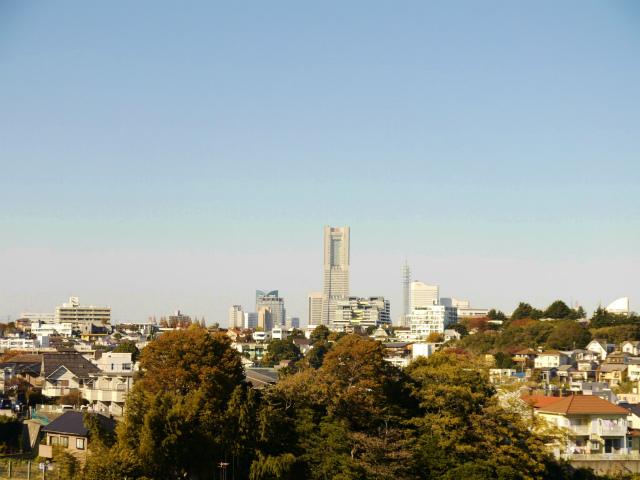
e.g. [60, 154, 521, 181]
[534, 351, 570, 369]
[586, 340, 615, 361]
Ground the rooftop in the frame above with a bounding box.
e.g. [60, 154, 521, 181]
[537, 395, 628, 415]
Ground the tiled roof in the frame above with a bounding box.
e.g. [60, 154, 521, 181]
[538, 395, 629, 415]
[43, 353, 100, 378]
[6, 354, 43, 363]
[521, 395, 565, 409]
[42, 411, 116, 436]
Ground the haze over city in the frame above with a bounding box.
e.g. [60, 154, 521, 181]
[1, 1, 639, 323]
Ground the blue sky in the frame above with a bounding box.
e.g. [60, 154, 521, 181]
[1, 1, 638, 323]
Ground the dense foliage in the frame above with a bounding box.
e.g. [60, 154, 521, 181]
[71, 325, 623, 479]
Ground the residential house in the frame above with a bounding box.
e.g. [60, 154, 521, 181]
[534, 351, 570, 369]
[622, 341, 640, 356]
[89, 351, 134, 373]
[628, 361, 640, 381]
[557, 365, 579, 383]
[383, 342, 413, 368]
[513, 349, 538, 368]
[533, 395, 629, 456]
[443, 329, 461, 343]
[39, 411, 116, 460]
[81, 371, 133, 416]
[586, 340, 616, 361]
[576, 360, 598, 381]
[41, 353, 100, 398]
[597, 364, 628, 387]
[0, 354, 42, 390]
[292, 338, 312, 355]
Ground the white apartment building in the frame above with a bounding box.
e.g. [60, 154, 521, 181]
[332, 296, 391, 331]
[20, 312, 56, 324]
[322, 226, 350, 325]
[408, 305, 457, 340]
[55, 297, 111, 326]
[410, 281, 439, 309]
[0, 337, 39, 351]
[228, 305, 244, 329]
[31, 322, 73, 337]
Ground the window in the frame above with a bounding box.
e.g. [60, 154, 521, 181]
[60, 436, 69, 448]
[50, 436, 59, 446]
[76, 438, 85, 450]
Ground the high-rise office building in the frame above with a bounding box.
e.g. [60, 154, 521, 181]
[244, 312, 258, 329]
[55, 297, 111, 326]
[410, 281, 439, 309]
[256, 291, 285, 327]
[308, 292, 323, 326]
[400, 261, 411, 327]
[286, 316, 300, 329]
[257, 306, 273, 331]
[228, 305, 244, 329]
[321, 226, 350, 325]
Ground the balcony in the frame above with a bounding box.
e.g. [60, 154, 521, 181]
[42, 386, 77, 397]
[567, 425, 591, 436]
[81, 388, 127, 403]
[596, 425, 627, 437]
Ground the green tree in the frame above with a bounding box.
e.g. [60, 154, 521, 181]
[309, 325, 330, 345]
[305, 340, 331, 369]
[487, 309, 506, 320]
[546, 321, 591, 350]
[113, 340, 140, 362]
[263, 339, 302, 366]
[544, 300, 572, 319]
[511, 302, 544, 321]
[493, 351, 515, 369]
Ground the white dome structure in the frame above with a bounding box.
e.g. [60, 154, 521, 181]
[605, 297, 630, 315]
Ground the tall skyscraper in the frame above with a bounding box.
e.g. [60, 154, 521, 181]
[257, 306, 273, 331]
[256, 290, 285, 327]
[321, 226, 350, 326]
[308, 292, 323, 326]
[410, 281, 439, 309]
[400, 261, 411, 327]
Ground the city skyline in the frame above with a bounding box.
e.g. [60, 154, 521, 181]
[1, 2, 638, 323]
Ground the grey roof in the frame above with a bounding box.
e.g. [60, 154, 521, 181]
[43, 353, 100, 379]
[42, 411, 116, 437]
[621, 403, 640, 418]
[598, 364, 628, 373]
[0, 361, 41, 376]
[245, 368, 279, 388]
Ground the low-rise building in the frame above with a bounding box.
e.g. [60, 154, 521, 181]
[532, 395, 629, 457]
[39, 411, 116, 460]
[534, 351, 570, 369]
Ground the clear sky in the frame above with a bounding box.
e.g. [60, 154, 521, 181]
[1, 1, 639, 324]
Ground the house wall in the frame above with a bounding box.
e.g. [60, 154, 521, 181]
[45, 432, 88, 456]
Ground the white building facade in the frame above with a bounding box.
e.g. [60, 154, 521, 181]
[408, 305, 457, 339]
